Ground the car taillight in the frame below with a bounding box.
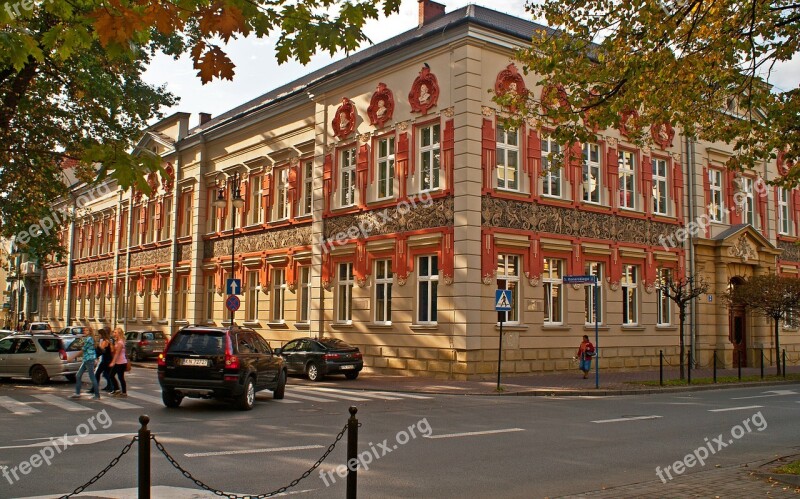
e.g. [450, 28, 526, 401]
[139, 340, 149, 346]
[324, 353, 340, 360]
[59, 349, 67, 361]
[353, 352, 362, 359]
[225, 334, 240, 369]
[157, 353, 166, 367]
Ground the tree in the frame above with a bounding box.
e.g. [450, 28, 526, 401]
[658, 273, 709, 380]
[500, 1, 799, 178]
[728, 274, 800, 375]
[1, 0, 401, 259]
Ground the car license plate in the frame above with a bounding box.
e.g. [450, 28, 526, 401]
[182, 358, 209, 367]
[340, 365, 354, 370]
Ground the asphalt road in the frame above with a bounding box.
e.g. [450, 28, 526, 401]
[0, 368, 798, 498]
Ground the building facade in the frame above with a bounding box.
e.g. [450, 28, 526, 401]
[34, 2, 800, 378]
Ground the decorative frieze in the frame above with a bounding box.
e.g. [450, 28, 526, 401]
[44, 265, 68, 280]
[130, 247, 171, 268]
[179, 243, 192, 262]
[74, 257, 114, 276]
[778, 240, 800, 263]
[324, 197, 454, 240]
[204, 224, 313, 259]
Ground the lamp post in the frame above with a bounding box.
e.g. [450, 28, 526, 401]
[214, 172, 245, 326]
[10, 247, 23, 331]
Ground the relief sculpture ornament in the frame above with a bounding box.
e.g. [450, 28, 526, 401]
[367, 83, 394, 129]
[728, 235, 758, 262]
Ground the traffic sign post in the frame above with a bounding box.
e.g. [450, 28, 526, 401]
[225, 294, 240, 313]
[495, 289, 512, 390]
[226, 278, 242, 296]
[564, 275, 600, 388]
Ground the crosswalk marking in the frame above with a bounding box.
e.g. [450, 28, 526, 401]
[0, 396, 41, 414]
[302, 386, 403, 400]
[33, 394, 92, 412]
[96, 397, 142, 410]
[283, 392, 335, 403]
[126, 390, 164, 405]
[293, 388, 371, 402]
[368, 391, 433, 400]
[271, 399, 301, 404]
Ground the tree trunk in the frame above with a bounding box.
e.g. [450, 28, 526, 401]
[679, 307, 685, 380]
[775, 318, 781, 376]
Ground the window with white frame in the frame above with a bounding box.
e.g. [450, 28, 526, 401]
[147, 202, 157, 243]
[205, 275, 215, 321]
[207, 189, 222, 233]
[496, 254, 520, 323]
[541, 136, 562, 197]
[179, 192, 193, 237]
[779, 188, 791, 235]
[299, 266, 311, 323]
[340, 148, 357, 207]
[127, 281, 137, 319]
[618, 150, 637, 209]
[376, 137, 395, 200]
[337, 263, 354, 323]
[622, 265, 638, 325]
[582, 143, 601, 204]
[584, 262, 603, 325]
[162, 197, 172, 241]
[709, 169, 724, 222]
[374, 259, 393, 324]
[177, 275, 189, 320]
[543, 258, 563, 324]
[301, 161, 313, 216]
[159, 279, 168, 320]
[417, 255, 438, 323]
[245, 271, 259, 322]
[275, 168, 289, 220]
[496, 125, 520, 191]
[656, 267, 671, 326]
[783, 307, 796, 329]
[419, 123, 441, 191]
[143, 279, 152, 320]
[652, 158, 669, 215]
[742, 177, 755, 225]
[271, 268, 286, 323]
[249, 174, 263, 225]
[77, 288, 85, 319]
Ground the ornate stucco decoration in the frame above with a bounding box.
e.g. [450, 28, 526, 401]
[651, 123, 675, 149]
[524, 272, 540, 287]
[728, 235, 758, 262]
[332, 98, 357, 140]
[481, 106, 495, 117]
[442, 107, 454, 118]
[495, 63, 527, 100]
[618, 108, 640, 138]
[205, 225, 312, 259]
[408, 65, 439, 115]
[367, 83, 394, 129]
[323, 197, 453, 240]
[162, 163, 175, 193]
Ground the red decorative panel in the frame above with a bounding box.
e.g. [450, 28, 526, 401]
[481, 118, 496, 194]
[641, 152, 652, 216]
[367, 83, 394, 129]
[408, 65, 439, 115]
[322, 153, 333, 214]
[162, 163, 175, 193]
[440, 230, 454, 283]
[286, 253, 297, 290]
[672, 158, 684, 221]
[606, 143, 619, 211]
[527, 129, 541, 196]
[540, 84, 568, 115]
[793, 189, 800, 234]
[568, 142, 582, 205]
[481, 230, 496, 284]
[443, 119, 454, 191]
[494, 64, 527, 111]
[147, 172, 159, 195]
[651, 123, 674, 149]
[609, 246, 622, 285]
[702, 166, 711, 236]
[354, 241, 368, 284]
[758, 181, 768, 236]
[332, 98, 356, 140]
[357, 144, 370, 208]
[617, 109, 639, 138]
[396, 133, 409, 199]
[139, 205, 147, 235]
[394, 235, 408, 284]
[154, 201, 163, 230]
[727, 171, 741, 225]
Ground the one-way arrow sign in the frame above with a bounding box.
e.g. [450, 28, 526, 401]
[226, 278, 241, 296]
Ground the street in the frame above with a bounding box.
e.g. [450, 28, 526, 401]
[0, 369, 798, 498]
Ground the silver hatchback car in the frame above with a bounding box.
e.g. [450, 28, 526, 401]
[0, 333, 76, 384]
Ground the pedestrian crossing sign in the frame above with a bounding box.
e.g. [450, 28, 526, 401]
[495, 289, 512, 311]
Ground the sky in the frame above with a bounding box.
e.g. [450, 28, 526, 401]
[141, 0, 800, 129]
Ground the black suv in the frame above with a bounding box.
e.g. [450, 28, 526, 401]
[157, 326, 286, 410]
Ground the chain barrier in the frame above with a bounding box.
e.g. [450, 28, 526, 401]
[58, 436, 138, 499]
[152, 422, 358, 498]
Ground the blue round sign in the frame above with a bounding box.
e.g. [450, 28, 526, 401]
[225, 294, 241, 312]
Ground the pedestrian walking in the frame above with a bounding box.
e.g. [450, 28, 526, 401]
[94, 328, 114, 393]
[109, 327, 128, 397]
[69, 327, 100, 399]
[576, 335, 596, 379]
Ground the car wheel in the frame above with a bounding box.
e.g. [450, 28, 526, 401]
[237, 377, 256, 410]
[345, 372, 359, 380]
[273, 370, 286, 400]
[162, 388, 183, 408]
[65, 374, 76, 382]
[130, 349, 140, 362]
[30, 365, 49, 385]
[306, 362, 323, 382]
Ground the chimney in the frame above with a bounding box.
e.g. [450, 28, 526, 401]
[418, 0, 445, 27]
[199, 112, 212, 125]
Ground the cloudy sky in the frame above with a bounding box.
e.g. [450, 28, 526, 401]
[142, 0, 799, 128]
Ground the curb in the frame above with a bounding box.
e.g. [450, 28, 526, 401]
[752, 453, 800, 488]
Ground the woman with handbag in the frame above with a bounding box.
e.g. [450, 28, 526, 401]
[576, 335, 596, 379]
[93, 328, 114, 393]
[109, 327, 129, 397]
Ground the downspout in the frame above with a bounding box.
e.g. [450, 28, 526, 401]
[64, 196, 77, 325]
[317, 97, 328, 341]
[686, 134, 697, 362]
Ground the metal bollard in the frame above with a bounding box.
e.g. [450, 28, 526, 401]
[347, 406, 358, 499]
[659, 350, 663, 386]
[138, 415, 150, 499]
[713, 351, 717, 383]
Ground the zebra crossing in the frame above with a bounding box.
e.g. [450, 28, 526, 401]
[0, 386, 433, 414]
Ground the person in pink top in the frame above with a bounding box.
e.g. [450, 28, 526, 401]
[109, 327, 129, 397]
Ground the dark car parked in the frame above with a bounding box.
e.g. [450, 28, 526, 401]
[126, 330, 168, 361]
[157, 326, 286, 410]
[277, 337, 363, 381]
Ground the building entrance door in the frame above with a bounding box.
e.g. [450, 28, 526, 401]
[730, 308, 747, 367]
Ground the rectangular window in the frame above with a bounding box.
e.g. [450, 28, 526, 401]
[779, 188, 791, 235]
[374, 259, 393, 324]
[496, 125, 519, 191]
[340, 148, 357, 207]
[147, 202, 157, 243]
[656, 268, 671, 326]
[417, 255, 438, 323]
[709, 169, 724, 222]
[271, 269, 286, 323]
[177, 275, 189, 320]
[419, 124, 441, 191]
[622, 265, 638, 325]
[582, 143, 601, 204]
[543, 258, 563, 325]
[88, 286, 96, 319]
[98, 285, 106, 319]
[119, 209, 128, 248]
[275, 168, 289, 220]
[143, 279, 152, 320]
[496, 254, 520, 323]
[584, 262, 603, 325]
[127, 280, 137, 319]
[301, 161, 313, 216]
[162, 196, 173, 241]
[618, 150, 636, 209]
[652, 158, 669, 215]
[541, 136, 562, 197]
[742, 177, 755, 225]
[205, 275, 215, 322]
[249, 175, 263, 225]
[179, 192, 193, 237]
[299, 266, 311, 323]
[376, 137, 395, 200]
[337, 263, 354, 323]
[246, 271, 260, 322]
[106, 219, 115, 254]
[78, 288, 85, 319]
[207, 188, 221, 233]
[158, 279, 168, 320]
